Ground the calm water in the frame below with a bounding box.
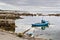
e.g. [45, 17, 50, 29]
[15, 16, 60, 40]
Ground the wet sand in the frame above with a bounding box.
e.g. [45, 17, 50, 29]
[0, 29, 48, 40]
[0, 29, 28, 40]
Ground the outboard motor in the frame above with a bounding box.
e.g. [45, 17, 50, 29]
[41, 19, 45, 23]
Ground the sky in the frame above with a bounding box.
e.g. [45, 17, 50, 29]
[0, 0, 60, 13]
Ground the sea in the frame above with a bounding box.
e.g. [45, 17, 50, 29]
[15, 16, 60, 40]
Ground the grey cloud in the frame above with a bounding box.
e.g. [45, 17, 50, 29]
[0, 0, 60, 7]
[27, 0, 60, 7]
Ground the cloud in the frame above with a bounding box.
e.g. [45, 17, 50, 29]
[0, 0, 60, 12]
[0, 0, 60, 7]
[0, 2, 20, 10]
[0, 2, 6, 5]
[19, 6, 60, 12]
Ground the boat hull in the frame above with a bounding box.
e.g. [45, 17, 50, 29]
[32, 20, 49, 27]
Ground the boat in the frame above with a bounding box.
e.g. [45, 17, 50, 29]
[32, 19, 49, 30]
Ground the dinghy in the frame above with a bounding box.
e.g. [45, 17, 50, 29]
[32, 20, 49, 30]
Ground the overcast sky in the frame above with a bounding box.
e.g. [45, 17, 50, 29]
[0, 0, 60, 7]
[0, 0, 60, 12]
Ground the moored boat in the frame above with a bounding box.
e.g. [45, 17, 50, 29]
[32, 19, 49, 30]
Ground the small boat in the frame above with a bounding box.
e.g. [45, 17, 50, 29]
[32, 19, 49, 30]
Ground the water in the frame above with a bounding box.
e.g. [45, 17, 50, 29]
[15, 16, 60, 40]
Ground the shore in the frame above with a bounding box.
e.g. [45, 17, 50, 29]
[0, 29, 49, 40]
[0, 29, 28, 40]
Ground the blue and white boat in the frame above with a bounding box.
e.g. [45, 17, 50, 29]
[32, 19, 49, 30]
